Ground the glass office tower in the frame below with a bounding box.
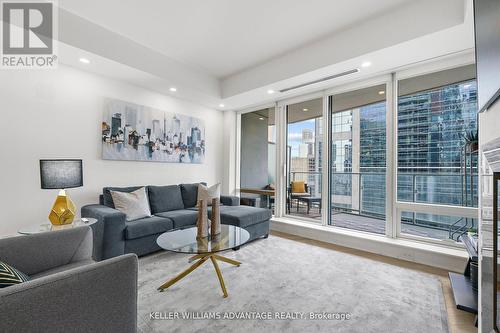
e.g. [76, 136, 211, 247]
[330, 79, 477, 239]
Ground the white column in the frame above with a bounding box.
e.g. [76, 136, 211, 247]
[352, 108, 361, 212]
[222, 111, 237, 195]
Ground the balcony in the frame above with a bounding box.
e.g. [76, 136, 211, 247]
[287, 171, 477, 241]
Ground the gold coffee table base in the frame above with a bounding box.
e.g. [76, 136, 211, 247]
[157, 253, 241, 298]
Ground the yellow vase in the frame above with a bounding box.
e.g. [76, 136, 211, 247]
[48, 189, 76, 225]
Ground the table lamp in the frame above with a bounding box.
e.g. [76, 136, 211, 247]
[40, 159, 83, 225]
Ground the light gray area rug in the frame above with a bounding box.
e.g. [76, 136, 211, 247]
[137, 236, 448, 333]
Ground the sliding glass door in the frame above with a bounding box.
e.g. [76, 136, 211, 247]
[285, 97, 323, 221]
[328, 84, 387, 234]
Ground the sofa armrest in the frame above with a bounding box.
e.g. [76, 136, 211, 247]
[81, 204, 127, 261]
[220, 195, 240, 206]
[0, 226, 92, 276]
[0, 254, 138, 333]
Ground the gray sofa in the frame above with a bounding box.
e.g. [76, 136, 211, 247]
[82, 183, 271, 260]
[0, 226, 138, 333]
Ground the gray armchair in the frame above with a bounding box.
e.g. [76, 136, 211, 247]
[0, 226, 138, 333]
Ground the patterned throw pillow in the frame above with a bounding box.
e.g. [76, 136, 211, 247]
[0, 261, 30, 288]
[197, 183, 221, 206]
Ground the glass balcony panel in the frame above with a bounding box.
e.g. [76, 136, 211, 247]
[401, 211, 477, 241]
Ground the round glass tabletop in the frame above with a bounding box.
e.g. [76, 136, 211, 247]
[156, 224, 250, 254]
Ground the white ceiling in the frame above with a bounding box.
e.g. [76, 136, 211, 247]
[59, 0, 414, 78]
[55, 0, 474, 111]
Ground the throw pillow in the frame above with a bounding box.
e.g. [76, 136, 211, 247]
[0, 261, 30, 288]
[197, 183, 221, 206]
[291, 181, 306, 193]
[110, 187, 151, 221]
[180, 182, 207, 208]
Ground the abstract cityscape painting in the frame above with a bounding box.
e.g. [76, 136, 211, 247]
[102, 98, 205, 163]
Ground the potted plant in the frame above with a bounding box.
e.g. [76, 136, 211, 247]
[467, 226, 477, 237]
[462, 129, 478, 152]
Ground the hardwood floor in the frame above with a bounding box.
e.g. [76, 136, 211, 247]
[270, 230, 477, 333]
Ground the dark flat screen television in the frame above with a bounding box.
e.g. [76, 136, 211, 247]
[474, 0, 500, 112]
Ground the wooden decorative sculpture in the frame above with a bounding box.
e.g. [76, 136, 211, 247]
[196, 199, 209, 239]
[211, 198, 221, 236]
[196, 236, 209, 252]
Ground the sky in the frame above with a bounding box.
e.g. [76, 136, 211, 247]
[288, 119, 316, 157]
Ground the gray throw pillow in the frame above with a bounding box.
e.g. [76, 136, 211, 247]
[110, 187, 151, 221]
[148, 185, 184, 213]
[180, 183, 206, 208]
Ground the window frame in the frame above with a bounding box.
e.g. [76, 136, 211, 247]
[325, 76, 394, 237]
[277, 91, 327, 225]
[235, 53, 478, 249]
[394, 65, 478, 247]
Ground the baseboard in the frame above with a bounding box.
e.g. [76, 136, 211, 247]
[270, 218, 468, 273]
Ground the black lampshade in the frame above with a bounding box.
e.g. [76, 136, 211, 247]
[40, 159, 83, 189]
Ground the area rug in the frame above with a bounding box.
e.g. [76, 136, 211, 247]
[137, 235, 448, 333]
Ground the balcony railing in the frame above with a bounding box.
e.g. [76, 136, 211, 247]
[289, 170, 478, 240]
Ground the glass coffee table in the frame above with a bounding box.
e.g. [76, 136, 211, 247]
[156, 224, 250, 298]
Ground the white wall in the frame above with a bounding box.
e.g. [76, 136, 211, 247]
[479, 99, 500, 145]
[0, 65, 224, 236]
[240, 112, 269, 189]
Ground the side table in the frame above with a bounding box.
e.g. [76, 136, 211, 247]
[18, 218, 97, 235]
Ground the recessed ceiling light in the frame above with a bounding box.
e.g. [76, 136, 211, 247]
[361, 61, 371, 68]
[219, 104, 225, 108]
[79, 58, 90, 64]
[303, 108, 309, 112]
[259, 117, 264, 120]
[378, 90, 385, 95]
[169, 87, 177, 92]
[267, 89, 275, 94]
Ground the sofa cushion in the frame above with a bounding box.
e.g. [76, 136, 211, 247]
[103, 186, 146, 208]
[125, 216, 174, 240]
[180, 182, 206, 208]
[148, 185, 185, 214]
[155, 210, 198, 229]
[187, 205, 271, 228]
[186, 205, 223, 214]
[220, 195, 239, 206]
[30, 260, 94, 279]
[218, 206, 272, 228]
